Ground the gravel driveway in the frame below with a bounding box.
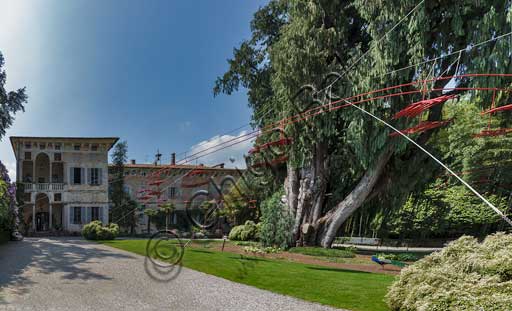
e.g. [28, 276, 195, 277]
[0, 237, 342, 311]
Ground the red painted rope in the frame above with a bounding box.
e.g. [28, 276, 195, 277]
[389, 120, 453, 137]
[481, 103, 512, 115]
[473, 128, 512, 138]
[177, 74, 512, 165]
[393, 94, 458, 119]
[249, 138, 293, 154]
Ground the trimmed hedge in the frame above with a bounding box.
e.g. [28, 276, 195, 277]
[387, 232, 512, 310]
[82, 221, 119, 240]
[228, 221, 260, 241]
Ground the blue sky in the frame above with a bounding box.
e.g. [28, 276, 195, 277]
[0, 0, 267, 179]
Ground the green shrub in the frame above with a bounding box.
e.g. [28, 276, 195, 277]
[82, 221, 119, 240]
[260, 189, 293, 249]
[228, 220, 259, 241]
[375, 252, 420, 262]
[387, 233, 512, 311]
[288, 247, 356, 258]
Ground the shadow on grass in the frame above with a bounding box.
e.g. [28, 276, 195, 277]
[307, 266, 371, 274]
[189, 249, 214, 254]
[227, 255, 269, 262]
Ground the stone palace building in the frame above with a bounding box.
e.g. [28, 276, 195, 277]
[10, 136, 241, 234]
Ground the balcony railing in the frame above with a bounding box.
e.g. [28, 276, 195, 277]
[23, 183, 65, 192]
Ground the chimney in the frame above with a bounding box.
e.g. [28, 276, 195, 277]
[130, 159, 136, 165]
[171, 153, 176, 165]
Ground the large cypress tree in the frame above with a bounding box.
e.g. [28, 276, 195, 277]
[216, 0, 512, 247]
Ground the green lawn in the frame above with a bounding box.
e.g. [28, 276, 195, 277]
[100, 239, 394, 311]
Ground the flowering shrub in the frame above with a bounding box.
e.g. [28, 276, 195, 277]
[82, 221, 119, 240]
[387, 233, 512, 310]
[243, 245, 282, 255]
[228, 220, 260, 241]
[0, 161, 16, 235]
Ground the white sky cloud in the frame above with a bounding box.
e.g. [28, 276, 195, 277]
[183, 130, 256, 169]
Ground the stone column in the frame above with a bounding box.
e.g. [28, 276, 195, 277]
[49, 203, 53, 229]
[32, 204, 36, 231]
[32, 160, 36, 183]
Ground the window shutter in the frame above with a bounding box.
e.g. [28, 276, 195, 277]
[98, 168, 103, 185]
[99, 206, 105, 223]
[81, 168, 85, 184]
[81, 207, 86, 224]
[70, 168, 74, 184]
[87, 168, 92, 185]
[70, 207, 74, 224]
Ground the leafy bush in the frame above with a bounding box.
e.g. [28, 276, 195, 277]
[233, 240, 259, 247]
[375, 252, 419, 262]
[243, 245, 282, 255]
[82, 221, 119, 240]
[288, 246, 355, 258]
[259, 189, 294, 249]
[387, 233, 512, 310]
[228, 220, 259, 241]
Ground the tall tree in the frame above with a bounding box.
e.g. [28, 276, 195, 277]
[216, 0, 512, 247]
[110, 141, 137, 232]
[0, 52, 27, 139]
[0, 51, 27, 235]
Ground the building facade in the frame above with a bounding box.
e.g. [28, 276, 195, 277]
[10, 136, 118, 234]
[117, 159, 242, 234]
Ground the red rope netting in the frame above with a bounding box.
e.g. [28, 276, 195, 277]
[393, 94, 458, 119]
[481, 103, 512, 115]
[389, 120, 453, 137]
[249, 138, 293, 154]
[473, 128, 512, 138]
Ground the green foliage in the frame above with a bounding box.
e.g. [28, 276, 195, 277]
[228, 220, 259, 241]
[375, 253, 420, 262]
[82, 221, 119, 240]
[243, 245, 282, 255]
[0, 51, 27, 139]
[110, 141, 137, 231]
[288, 247, 355, 258]
[259, 189, 293, 249]
[387, 233, 512, 311]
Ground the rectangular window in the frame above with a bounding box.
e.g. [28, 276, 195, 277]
[54, 153, 62, 161]
[91, 144, 98, 151]
[24, 152, 31, 160]
[24, 143, 31, 149]
[73, 167, 82, 184]
[54, 193, 62, 202]
[55, 143, 61, 150]
[73, 206, 82, 224]
[90, 207, 100, 221]
[74, 144, 81, 151]
[169, 187, 176, 199]
[88, 168, 102, 185]
[131, 169, 137, 176]
[39, 143, 46, 150]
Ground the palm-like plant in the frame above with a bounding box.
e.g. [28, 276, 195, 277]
[159, 202, 175, 231]
[143, 208, 158, 234]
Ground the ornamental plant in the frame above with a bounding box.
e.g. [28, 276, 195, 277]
[82, 221, 119, 240]
[0, 161, 16, 235]
[387, 232, 512, 311]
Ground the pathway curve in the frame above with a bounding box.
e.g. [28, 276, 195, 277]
[0, 237, 342, 311]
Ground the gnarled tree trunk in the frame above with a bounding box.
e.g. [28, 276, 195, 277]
[318, 146, 393, 247]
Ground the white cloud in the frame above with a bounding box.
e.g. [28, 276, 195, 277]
[4, 161, 17, 182]
[183, 130, 256, 169]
